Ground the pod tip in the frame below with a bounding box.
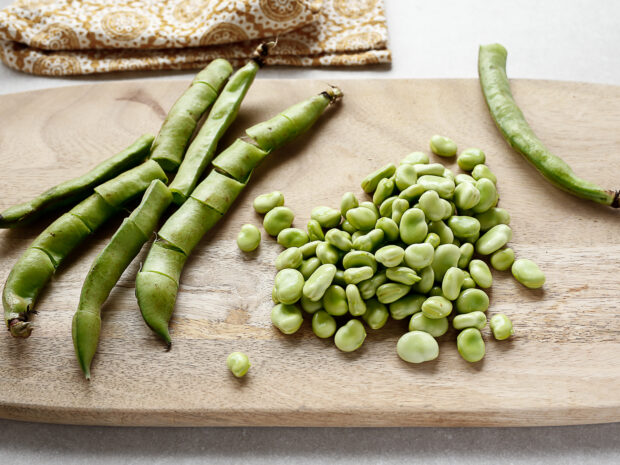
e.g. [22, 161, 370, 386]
[322, 86, 343, 104]
[8, 319, 32, 338]
[252, 41, 276, 67]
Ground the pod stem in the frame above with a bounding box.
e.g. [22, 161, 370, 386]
[8, 319, 33, 338]
[611, 190, 620, 208]
[322, 86, 343, 104]
[251, 41, 276, 67]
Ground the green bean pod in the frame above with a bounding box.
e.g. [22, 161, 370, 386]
[72, 180, 172, 378]
[150, 59, 233, 171]
[3, 160, 167, 338]
[478, 43, 618, 207]
[0, 134, 153, 228]
[137, 87, 343, 344]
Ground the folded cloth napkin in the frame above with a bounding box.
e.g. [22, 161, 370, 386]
[0, 0, 391, 75]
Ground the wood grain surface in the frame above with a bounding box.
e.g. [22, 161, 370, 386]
[0, 79, 619, 427]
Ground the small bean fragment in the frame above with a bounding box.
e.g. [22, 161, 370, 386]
[458, 242, 474, 269]
[274, 269, 304, 304]
[456, 288, 490, 313]
[346, 284, 367, 316]
[322, 285, 349, 316]
[376, 283, 411, 304]
[300, 294, 322, 314]
[429, 286, 444, 297]
[401, 151, 429, 165]
[344, 266, 374, 285]
[472, 164, 497, 184]
[417, 175, 455, 199]
[472, 178, 498, 214]
[375, 217, 400, 242]
[490, 314, 515, 340]
[490, 247, 515, 271]
[386, 266, 421, 285]
[409, 313, 449, 337]
[394, 163, 418, 191]
[334, 319, 366, 352]
[431, 244, 461, 281]
[299, 240, 320, 258]
[389, 294, 425, 320]
[277, 227, 309, 248]
[424, 232, 441, 248]
[263, 206, 295, 236]
[312, 310, 337, 338]
[325, 228, 353, 252]
[397, 331, 439, 363]
[253, 191, 284, 214]
[442, 267, 465, 300]
[453, 182, 481, 210]
[453, 311, 487, 330]
[311, 206, 341, 229]
[227, 352, 251, 378]
[307, 219, 325, 241]
[275, 247, 303, 270]
[358, 270, 387, 299]
[303, 264, 337, 301]
[340, 192, 359, 218]
[399, 208, 428, 244]
[414, 163, 445, 176]
[511, 258, 545, 289]
[457, 328, 485, 362]
[343, 250, 377, 272]
[430, 135, 457, 157]
[421, 296, 453, 319]
[375, 245, 405, 267]
[237, 224, 261, 252]
[475, 224, 512, 255]
[475, 208, 510, 232]
[352, 228, 385, 252]
[404, 243, 435, 269]
[457, 148, 486, 171]
[271, 303, 303, 334]
[469, 259, 493, 288]
[361, 163, 396, 194]
[363, 299, 389, 330]
[316, 241, 341, 264]
[391, 198, 410, 224]
[299, 257, 321, 280]
[346, 207, 378, 231]
[412, 265, 435, 294]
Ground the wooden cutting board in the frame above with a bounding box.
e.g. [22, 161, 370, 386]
[0, 78, 619, 427]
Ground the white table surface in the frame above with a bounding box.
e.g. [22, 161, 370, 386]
[1, 0, 620, 463]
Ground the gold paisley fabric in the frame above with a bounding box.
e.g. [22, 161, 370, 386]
[0, 0, 390, 76]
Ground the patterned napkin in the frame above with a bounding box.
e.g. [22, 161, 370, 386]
[0, 0, 390, 76]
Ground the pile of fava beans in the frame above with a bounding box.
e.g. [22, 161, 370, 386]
[239, 135, 546, 364]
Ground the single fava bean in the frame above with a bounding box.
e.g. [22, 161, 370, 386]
[316, 241, 341, 264]
[389, 294, 426, 320]
[414, 163, 445, 177]
[462, 275, 476, 289]
[408, 312, 449, 337]
[457, 328, 485, 362]
[455, 173, 476, 185]
[300, 294, 322, 314]
[363, 299, 389, 330]
[490, 313, 515, 340]
[404, 243, 435, 269]
[419, 190, 451, 222]
[472, 164, 497, 184]
[431, 244, 461, 281]
[421, 296, 453, 319]
[412, 266, 434, 294]
[397, 331, 439, 363]
[376, 283, 411, 304]
[353, 228, 384, 252]
[398, 184, 426, 203]
[456, 288, 490, 313]
[253, 191, 284, 214]
[394, 163, 418, 191]
[271, 303, 303, 334]
[312, 310, 337, 338]
[307, 219, 325, 241]
[264, 206, 295, 236]
[379, 196, 397, 218]
[447, 216, 481, 240]
[428, 220, 454, 245]
[424, 232, 441, 248]
[340, 192, 359, 217]
[490, 247, 515, 271]
[237, 224, 261, 252]
[511, 258, 545, 289]
[303, 264, 337, 301]
[343, 250, 377, 272]
[469, 259, 493, 289]
[299, 257, 321, 279]
[375, 244, 405, 267]
[458, 243, 474, 269]
[472, 178, 498, 214]
[351, 231, 364, 242]
[344, 266, 374, 285]
[361, 163, 396, 194]
[322, 284, 348, 316]
[475, 208, 510, 232]
[299, 240, 320, 258]
[311, 206, 341, 229]
[333, 269, 346, 287]
[275, 247, 303, 270]
[476, 224, 512, 255]
[453, 182, 481, 210]
[391, 198, 410, 224]
[346, 284, 367, 316]
[346, 207, 378, 231]
[417, 175, 455, 199]
[453, 311, 487, 330]
[430, 135, 457, 157]
[401, 151, 429, 165]
[334, 319, 367, 352]
[399, 208, 428, 244]
[375, 217, 400, 242]
[277, 228, 309, 248]
[373, 177, 395, 205]
[429, 286, 443, 297]
[442, 267, 465, 300]
[341, 220, 356, 235]
[325, 228, 353, 252]
[274, 269, 304, 304]
[227, 352, 251, 378]
[360, 201, 380, 217]
[457, 148, 486, 171]
[358, 270, 387, 299]
[386, 266, 421, 285]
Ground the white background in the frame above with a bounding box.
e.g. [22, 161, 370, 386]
[1, 0, 620, 463]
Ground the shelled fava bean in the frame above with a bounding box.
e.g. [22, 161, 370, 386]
[260, 136, 545, 364]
